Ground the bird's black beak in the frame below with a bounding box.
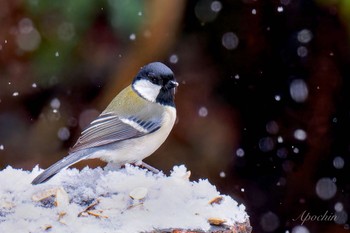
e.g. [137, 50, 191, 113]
[165, 80, 178, 96]
[167, 80, 179, 89]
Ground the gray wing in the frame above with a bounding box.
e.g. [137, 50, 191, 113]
[69, 112, 161, 153]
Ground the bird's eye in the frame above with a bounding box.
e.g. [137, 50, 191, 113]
[151, 77, 158, 83]
[147, 74, 158, 84]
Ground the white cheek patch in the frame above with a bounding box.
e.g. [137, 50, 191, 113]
[133, 79, 161, 102]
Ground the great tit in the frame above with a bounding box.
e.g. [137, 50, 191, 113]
[32, 62, 178, 185]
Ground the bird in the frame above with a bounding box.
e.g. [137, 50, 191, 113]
[31, 62, 178, 185]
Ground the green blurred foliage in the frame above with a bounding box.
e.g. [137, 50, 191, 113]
[23, 0, 144, 86]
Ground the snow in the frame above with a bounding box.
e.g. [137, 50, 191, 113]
[198, 106, 208, 117]
[129, 34, 136, 40]
[0, 164, 249, 233]
[277, 6, 284, 13]
[210, 1, 222, 13]
[221, 32, 239, 50]
[169, 54, 179, 64]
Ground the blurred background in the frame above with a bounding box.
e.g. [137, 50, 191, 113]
[1, 0, 350, 232]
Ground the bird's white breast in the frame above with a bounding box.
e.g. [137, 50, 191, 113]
[90, 106, 176, 164]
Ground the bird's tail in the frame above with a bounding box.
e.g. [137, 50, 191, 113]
[31, 151, 86, 185]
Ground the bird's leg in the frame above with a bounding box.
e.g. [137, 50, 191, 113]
[104, 162, 122, 171]
[135, 161, 160, 174]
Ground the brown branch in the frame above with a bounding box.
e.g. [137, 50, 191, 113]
[146, 220, 252, 233]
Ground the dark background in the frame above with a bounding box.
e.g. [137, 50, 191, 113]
[1, 0, 350, 232]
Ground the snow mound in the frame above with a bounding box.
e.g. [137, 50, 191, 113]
[0, 165, 249, 233]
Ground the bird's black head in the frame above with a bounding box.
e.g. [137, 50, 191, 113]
[132, 62, 178, 107]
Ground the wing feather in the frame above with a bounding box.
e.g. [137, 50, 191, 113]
[69, 112, 161, 153]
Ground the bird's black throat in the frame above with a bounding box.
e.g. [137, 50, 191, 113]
[156, 88, 176, 107]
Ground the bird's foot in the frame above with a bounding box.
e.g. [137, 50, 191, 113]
[104, 163, 122, 171]
[136, 161, 160, 174]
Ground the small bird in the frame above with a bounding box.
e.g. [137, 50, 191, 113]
[32, 62, 178, 184]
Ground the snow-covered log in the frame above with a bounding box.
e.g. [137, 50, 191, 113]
[0, 164, 251, 233]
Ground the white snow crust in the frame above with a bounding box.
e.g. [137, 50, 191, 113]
[0, 165, 249, 233]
